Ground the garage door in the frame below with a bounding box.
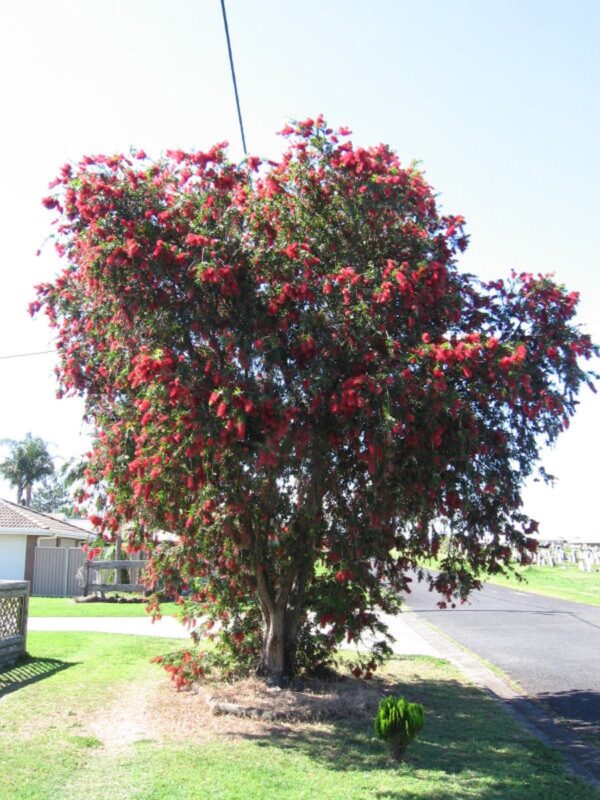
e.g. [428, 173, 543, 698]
[0, 535, 26, 580]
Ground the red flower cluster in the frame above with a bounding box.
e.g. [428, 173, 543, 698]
[34, 118, 596, 682]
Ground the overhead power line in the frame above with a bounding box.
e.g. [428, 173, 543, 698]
[0, 350, 54, 361]
[6, 9, 244, 367]
[220, 0, 248, 155]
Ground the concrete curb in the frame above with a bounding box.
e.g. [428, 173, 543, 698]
[401, 609, 600, 792]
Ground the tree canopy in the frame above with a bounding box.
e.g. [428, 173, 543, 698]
[0, 433, 54, 507]
[33, 117, 597, 682]
[29, 468, 77, 516]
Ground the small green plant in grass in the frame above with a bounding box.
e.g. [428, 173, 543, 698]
[374, 696, 425, 761]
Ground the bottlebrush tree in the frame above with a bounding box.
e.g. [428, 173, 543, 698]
[33, 117, 596, 684]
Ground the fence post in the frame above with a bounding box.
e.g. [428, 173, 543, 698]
[62, 547, 69, 597]
[0, 581, 29, 669]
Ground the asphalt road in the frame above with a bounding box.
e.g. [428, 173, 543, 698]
[403, 577, 600, 734]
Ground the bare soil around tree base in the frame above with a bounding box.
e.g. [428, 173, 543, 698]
[200, 673, 394, 724]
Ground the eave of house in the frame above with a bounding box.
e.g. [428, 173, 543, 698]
[0, 529, 84, 538]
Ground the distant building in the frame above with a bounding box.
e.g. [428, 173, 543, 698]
[0, 498, 89, 582]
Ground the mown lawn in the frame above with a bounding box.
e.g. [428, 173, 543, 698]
[486, 563, 600, 606]
[0, 632, 596, 800]
[28, 596, 179, 617]
[418, 557, 600, 606]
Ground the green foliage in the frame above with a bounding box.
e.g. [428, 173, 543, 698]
[293, 615, 339, 677]
[166, 594, 337, 685]
[374, 695, 425, 760]
[30, 471, 76, 515]
[0, 433, 54, 506]
[152, 648, 210, 690]
[34, 116, 598, 682]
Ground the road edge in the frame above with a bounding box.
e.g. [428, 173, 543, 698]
[401, 608, 600, 791]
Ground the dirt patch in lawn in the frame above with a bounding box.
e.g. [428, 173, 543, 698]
[87, 678, 158, 749]
[202, 675, 386, 722]
[142, 672, 398, 741]
[85, 672, 400, 747]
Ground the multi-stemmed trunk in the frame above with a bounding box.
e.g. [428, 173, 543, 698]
[253, 457, 324, 685]
[256, 605, 289, 682]
[256, 598, 305, 684]
[255, 556, 311, 685]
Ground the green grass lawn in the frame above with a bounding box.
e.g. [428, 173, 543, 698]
[418, 556, 600, 607]
[0, 632, 596, 800]
[485, 563, 600, 605]
[28, 596, 179, 617]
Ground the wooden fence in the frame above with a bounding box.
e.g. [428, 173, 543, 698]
[32, 548, 151, 597]
[82, 560, 149, 595]
[0, 581, 29, 670]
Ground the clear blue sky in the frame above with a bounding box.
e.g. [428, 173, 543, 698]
[0, 0, 598, 539]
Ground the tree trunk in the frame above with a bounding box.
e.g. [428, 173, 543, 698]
[255, 561, 310, 685]
[252, 455, 323, 685]
[256, 604, 287, 684]
[25, 483, 32, 507]
[256, 603, 304, 685]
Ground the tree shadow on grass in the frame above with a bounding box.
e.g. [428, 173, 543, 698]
[234, 675, 594, 799]
[0, 656, 76, 698]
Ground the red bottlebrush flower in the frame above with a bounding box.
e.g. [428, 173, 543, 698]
[32, 117, 596, 688]
[283, 243, 299, 259]
[186, 233, 212, 247]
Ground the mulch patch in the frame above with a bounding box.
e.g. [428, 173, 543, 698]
[201, 674, 393, 723]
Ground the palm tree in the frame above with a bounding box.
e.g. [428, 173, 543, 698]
[0, 434, 55, 506]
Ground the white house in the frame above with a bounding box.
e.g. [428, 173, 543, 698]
[0, 498, 89, 582]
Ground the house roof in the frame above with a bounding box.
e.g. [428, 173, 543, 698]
[0, 498, 89, 538]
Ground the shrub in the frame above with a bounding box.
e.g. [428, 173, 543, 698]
[151, 649, 209, 690]
[374, 696, 425, 760]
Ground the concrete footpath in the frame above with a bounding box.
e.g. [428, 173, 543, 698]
[28, 613, 439, 656]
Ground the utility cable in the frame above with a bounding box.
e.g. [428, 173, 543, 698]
[4, 5, 245, 364]
[0, 349, 54, 361]
[220, 0, 248, 155]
